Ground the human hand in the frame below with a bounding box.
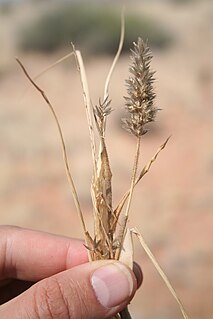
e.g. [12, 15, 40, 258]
[0, 226, 142, 319]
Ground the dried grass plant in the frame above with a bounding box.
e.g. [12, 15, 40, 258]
[16, 12, 189, 319]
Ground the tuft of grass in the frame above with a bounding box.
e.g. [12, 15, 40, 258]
[16, 13, 188, 319]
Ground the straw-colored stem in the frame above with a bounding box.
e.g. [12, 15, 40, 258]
[132, 228, 189, 319]
[34, 52, 75, 81]
[101, 7, 125, 138]
[104, 7, 125, 100]
[116, 136, 141, 259]
[113, 136, 170, 223]
[16, 58, 88, 240]
[74, 49, 97, 177]
[125, 136, 141, 218]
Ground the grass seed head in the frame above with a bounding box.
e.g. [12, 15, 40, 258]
[122, 37, 157, 137]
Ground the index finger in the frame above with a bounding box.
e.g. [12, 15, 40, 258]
[0, 226, 88, 282]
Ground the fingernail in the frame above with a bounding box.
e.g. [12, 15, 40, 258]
[133, 262, 143, 289]
[91, 262, 134, 308]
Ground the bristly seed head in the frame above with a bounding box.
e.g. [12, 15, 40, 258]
[122, 37, 158, 137]
[94, 95, 112, 136]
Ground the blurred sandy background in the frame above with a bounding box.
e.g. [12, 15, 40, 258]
[0, 0, 213, 318]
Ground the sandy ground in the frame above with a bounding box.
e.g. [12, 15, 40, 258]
[0, 1, 213, 318]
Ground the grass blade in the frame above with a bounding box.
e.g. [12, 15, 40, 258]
[16, 58, 91, 257]
[73, 48, 97, 176]
[132, 228, 189, 319]
[104, 7, 125, 100]
[114, 137, 170, 221]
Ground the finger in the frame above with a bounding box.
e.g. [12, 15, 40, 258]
[0, 225, 88, 282]
[0, 264, 143, 304]
[0, 260, 138, 319]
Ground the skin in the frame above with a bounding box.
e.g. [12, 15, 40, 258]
[0, 225, 142, 319]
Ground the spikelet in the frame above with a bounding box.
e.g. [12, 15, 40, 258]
[122, 37, 157, 137]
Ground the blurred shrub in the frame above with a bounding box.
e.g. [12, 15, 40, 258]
[18, 4, 173, 54]
[171, 0, 195, 4]
[0, 3, 13, 14]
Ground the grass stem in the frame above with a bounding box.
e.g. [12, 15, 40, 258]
[16, 57, 89, 242]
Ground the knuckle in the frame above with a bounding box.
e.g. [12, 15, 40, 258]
[33, 275, 93, 319]
[33, 278, 70, 319]
[68, 279, 91, 318]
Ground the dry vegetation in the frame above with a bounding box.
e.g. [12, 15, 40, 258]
[17, 30, 186, 318]
[0, 1, 213, 319]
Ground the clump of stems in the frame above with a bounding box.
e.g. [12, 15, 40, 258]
[17, 22, 188, 319]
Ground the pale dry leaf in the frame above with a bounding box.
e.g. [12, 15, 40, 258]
[16, 58, 92, 260]
[131, 228, 189, 319]
[114, 136, 170, 222]
[119, 228, 133, 270]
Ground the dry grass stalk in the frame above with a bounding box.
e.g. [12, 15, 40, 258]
[132, 228, 189, 319]
[115, 38, 157, 261]
[15, 57, 93, 260]
[113, 136, 171, 224]
[17, 17, 189, 319]
[104, 7, 125, 101]
[73, 47, 97, 177]
[34, 51, 75, 81]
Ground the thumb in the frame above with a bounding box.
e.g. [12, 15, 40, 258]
[0, 260, 137, 319]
